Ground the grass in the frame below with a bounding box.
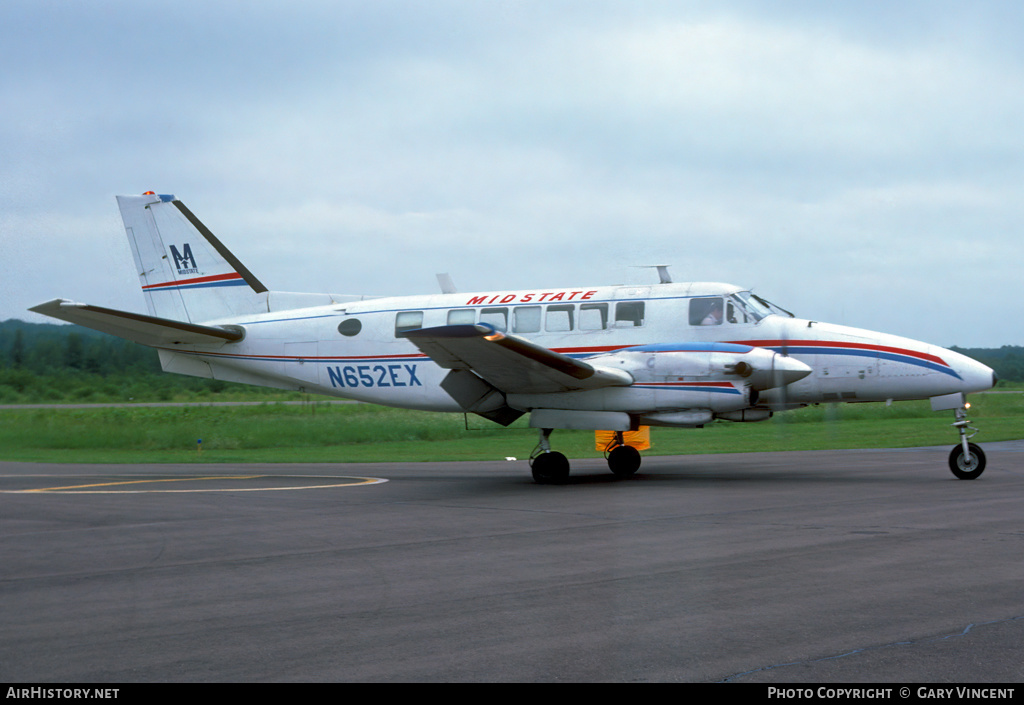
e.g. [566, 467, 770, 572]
[0, 391, 1020, 464]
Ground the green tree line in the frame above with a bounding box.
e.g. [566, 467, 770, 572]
[0, 320, 259, 403]
[950, 346, 1024, 385]
[1, 320, 161, 376]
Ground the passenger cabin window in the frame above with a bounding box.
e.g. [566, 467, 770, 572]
[513, 306, 541, 333]
[442, 301, 633, 335]
[545, 304, 574, 332]
[614, 301, 645, 327]
[690, 297, 723, 326]
[579, 303, 608, 331]
[479, 307, 508, 332]
[447, 308, 475, 325]
[395, 311, 423, 337]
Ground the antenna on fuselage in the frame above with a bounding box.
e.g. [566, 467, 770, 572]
[634, 265, 672, 284]
[436, 273, 457, 294]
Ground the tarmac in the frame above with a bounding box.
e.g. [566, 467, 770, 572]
[2, 442, 1022, 683]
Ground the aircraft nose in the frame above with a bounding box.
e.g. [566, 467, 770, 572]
[946, 349, 997, 393]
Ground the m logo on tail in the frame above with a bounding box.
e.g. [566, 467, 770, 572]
[169, 244, 199, 275]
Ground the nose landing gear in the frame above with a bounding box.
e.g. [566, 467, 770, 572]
[932, 393, 987, 480]
[949, 406, 986, 480]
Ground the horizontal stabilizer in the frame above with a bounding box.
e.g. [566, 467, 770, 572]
[29, 299, 243, 347]
[404, 324, 633, 394]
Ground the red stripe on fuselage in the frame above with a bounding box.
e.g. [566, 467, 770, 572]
[731, 339, 947, 366]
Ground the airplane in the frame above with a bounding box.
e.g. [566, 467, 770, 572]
[31, 193, 998, 484]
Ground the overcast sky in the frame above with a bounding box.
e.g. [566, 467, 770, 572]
[1, 1, 1021, 347]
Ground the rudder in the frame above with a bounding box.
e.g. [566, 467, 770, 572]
[117, 193, 268, 323]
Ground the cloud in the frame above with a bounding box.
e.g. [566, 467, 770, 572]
[1, 2, 1022, 346]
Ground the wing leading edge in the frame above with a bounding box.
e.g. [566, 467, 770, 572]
[404, 324, 634, 394]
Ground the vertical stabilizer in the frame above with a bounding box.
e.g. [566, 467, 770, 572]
[117, 193, 268, 323]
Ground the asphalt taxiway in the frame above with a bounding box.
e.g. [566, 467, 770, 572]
[2, 443, 1022, 682]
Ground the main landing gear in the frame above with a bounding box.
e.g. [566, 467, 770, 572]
[604, 432, 642, 476]
[529, 429, 643, 484]
[530, 429, 570, 484]
[948, 406, 986, 480]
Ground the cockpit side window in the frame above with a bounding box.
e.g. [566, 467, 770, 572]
[690, 297, 724, 326]
[726, 300, 747, 324]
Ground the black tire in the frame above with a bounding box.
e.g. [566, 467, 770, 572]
[531, 451, 570, 484]
[948, 443, 986, 480]
[607, 445, 642, 476]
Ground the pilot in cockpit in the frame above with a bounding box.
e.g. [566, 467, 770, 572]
[701, 299, 723, 326]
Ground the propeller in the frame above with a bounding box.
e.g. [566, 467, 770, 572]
[770, 313, 797, 409]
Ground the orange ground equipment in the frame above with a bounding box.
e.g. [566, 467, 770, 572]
[595, 426, 651, 452]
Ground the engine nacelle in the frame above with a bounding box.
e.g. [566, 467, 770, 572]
[588, 342, 811, 392]
[506, 343, 811, 423]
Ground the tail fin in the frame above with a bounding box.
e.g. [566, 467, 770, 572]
[117, 193, 268, 323]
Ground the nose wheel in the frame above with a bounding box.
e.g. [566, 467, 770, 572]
[949, 442, 986, 480]
[949, 406, 986, 480]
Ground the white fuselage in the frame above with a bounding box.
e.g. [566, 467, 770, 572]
[159, 281, 994, 424]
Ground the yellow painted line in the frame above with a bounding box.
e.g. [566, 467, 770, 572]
[27, 475, 262, 492]
[0, 475, 388, 494]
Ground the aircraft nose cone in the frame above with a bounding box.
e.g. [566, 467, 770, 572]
[944, 349, 997, 394]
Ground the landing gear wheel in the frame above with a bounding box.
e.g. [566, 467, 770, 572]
[531, 451, 570, 484]
[607, 445, 641, 476]
[948, 442, 986, 480]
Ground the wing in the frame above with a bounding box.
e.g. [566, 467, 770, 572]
[403, 324, 633, 394]
[29, 299, 243, 346]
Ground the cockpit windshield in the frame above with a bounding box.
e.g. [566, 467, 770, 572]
[688, 291, 794, 326]
[731, 291, 794, 322]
